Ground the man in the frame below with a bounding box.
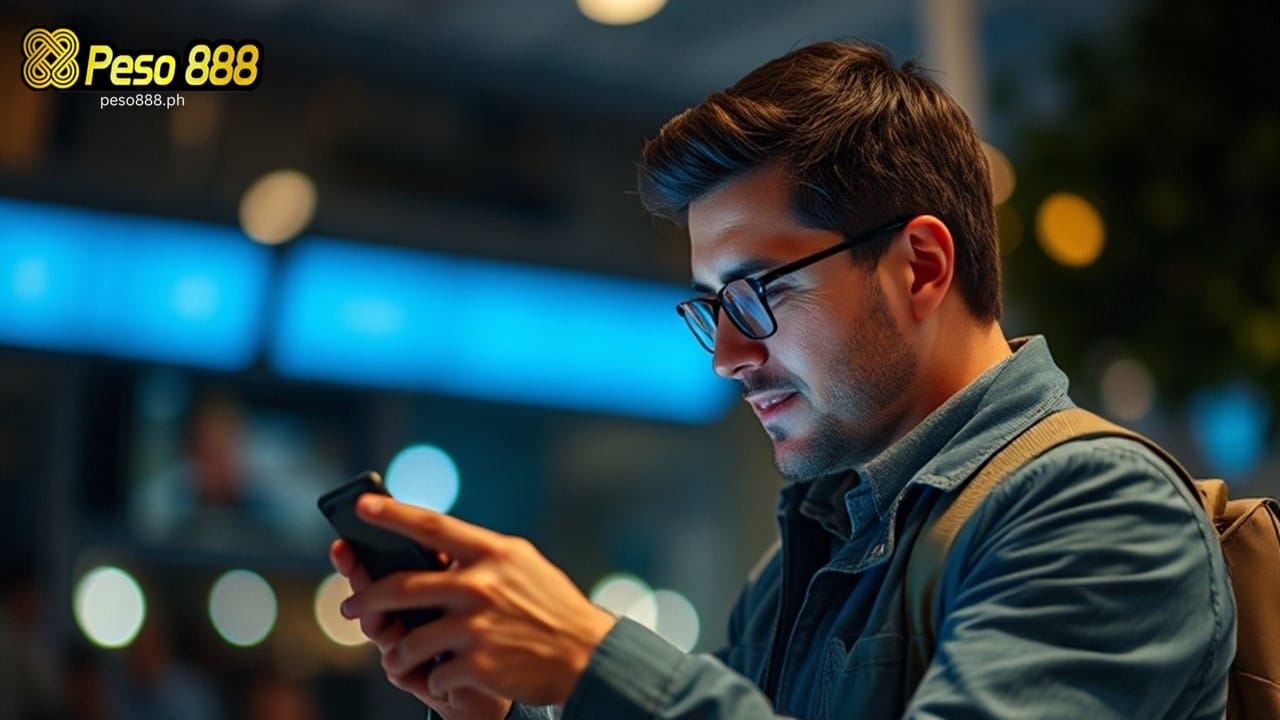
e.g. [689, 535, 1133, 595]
[332, 41, 1236, 719]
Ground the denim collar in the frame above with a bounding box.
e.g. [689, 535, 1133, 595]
[786, 335, 1071, 540]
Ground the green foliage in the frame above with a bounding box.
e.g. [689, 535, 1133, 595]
[1004, 0, 1280, 422]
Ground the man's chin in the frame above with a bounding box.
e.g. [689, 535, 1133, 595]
[769, 429, 853, 482]
[769, 435, 819, 482]
[761, 413, 801, 441]
[774, 456, 822, 483]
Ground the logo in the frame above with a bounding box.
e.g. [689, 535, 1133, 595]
[20, 27, 260, 91]
[23, 27, 80, 89]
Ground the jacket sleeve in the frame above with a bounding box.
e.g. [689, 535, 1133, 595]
[905, 439, 1236, 720]
[504, 703, 556, 719]
[559, 618, 799, 720]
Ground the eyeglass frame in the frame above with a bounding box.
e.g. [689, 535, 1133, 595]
[675, 218, 912, 353]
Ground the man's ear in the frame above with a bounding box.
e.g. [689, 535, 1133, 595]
[899, 215, 955, 322]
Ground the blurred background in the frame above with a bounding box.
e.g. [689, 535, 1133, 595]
[0, 0, 1276, 718]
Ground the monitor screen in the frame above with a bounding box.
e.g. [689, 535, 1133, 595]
[127, 371, 364, 555]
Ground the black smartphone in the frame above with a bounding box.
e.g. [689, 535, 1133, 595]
[317, 471, 447, 629]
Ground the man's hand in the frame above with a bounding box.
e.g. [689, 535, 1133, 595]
[330, 494, 618, 709]
[330, 537, 514, 720]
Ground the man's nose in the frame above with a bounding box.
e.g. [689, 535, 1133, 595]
[712, 320, 768, 379]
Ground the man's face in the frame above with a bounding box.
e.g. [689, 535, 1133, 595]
[688, 166, 917, 480]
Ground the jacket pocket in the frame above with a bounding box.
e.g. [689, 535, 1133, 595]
[821, 633, 906, 719]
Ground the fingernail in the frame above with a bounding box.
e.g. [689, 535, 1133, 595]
[364, 496, 384, 514]
[340, 598, 355, 618]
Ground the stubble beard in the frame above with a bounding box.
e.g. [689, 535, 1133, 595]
[770, 283, 916, 482]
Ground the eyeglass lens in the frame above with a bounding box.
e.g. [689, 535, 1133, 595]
[721, 278, 773, 338]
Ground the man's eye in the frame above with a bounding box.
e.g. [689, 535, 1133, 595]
[765, 285, 790, 301]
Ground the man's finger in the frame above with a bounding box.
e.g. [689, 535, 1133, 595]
[330, 541, 401, 649]
[329, 538, 355, 575]
[362, 610, 401, 651]
[343, 569, 466, 619]
[384, 616, 473, 677]
[355, 494, 497, 564]
[426, 652, 479, 700]
[384, 663, 428, 695]
[329, 540, 373, 592]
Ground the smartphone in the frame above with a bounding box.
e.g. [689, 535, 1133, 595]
[317, 471, 447, 629]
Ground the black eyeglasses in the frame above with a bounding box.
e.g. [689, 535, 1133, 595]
[676, 219, 909, 352]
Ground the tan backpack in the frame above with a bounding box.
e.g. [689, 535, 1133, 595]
[906, 407, 1280, 719]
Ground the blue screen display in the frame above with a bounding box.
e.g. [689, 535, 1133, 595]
[0, 198, 270, 370]
[271, 239, 733, 422]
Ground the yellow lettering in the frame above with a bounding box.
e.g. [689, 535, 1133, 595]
[133, 54, 154, 85]
[110, 54, 131, 85]
[153, 56, 176, 85]
[85, 45, 112, 85]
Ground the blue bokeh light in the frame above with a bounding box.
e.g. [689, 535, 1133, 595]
[385, 444, 461, 513]
[1189, 383, 1271, 481]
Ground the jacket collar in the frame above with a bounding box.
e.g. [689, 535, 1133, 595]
[787, 336, 1071, 539]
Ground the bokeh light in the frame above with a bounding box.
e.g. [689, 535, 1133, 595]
[1035, 192, 1106, 267]
[73, 566, 146, 649]
[1189, 383, 1271, 480]
[208, 569, 277, 647]
[577, 0, 667, 25]
[1099, 356, 1156, 421]
[385, 444, 460, 513]
[239, 169, 316, 245]
[590, 573, 657, 628]
[653, 589, 700, 652]
[314, 573, 367, 646]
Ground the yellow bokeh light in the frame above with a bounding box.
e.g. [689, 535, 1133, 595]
[577, 0, 667, 25]
[314, 573, 367, 647]
[238, 169, 316, 246]
[1035, 192, 1106, 268]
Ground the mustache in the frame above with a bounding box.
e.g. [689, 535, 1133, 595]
[739, 374, 800, 398]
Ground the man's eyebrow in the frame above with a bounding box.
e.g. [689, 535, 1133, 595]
[690, 257, 780, 294]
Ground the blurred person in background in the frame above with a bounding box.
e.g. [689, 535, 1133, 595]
[138, 391, 278, 551]
[332, 41, 1236, 719]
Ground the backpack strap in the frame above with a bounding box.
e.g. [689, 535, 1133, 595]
[904, 407, 1198, 689]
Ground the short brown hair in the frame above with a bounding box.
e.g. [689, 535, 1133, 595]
[638, 41, 1001, 321]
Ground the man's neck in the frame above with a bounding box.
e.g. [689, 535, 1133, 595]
[892, 319, 1012, 450]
